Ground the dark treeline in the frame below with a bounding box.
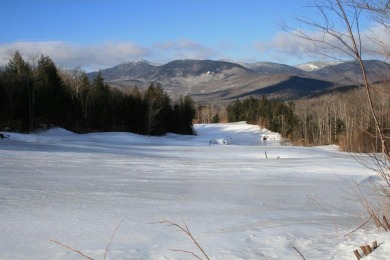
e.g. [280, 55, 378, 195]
[226, 96, 297, 138]
[0, 51, 195, 135]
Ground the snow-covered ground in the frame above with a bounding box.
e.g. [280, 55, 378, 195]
[0, 122, 388, 259]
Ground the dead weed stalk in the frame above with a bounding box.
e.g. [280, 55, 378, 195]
[51, 220, 124, 260]
[157, 219, 210, 260]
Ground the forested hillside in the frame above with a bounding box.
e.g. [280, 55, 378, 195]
[207, 85, 390, 153]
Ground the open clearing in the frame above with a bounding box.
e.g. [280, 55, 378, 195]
[0, 122, 388, 259]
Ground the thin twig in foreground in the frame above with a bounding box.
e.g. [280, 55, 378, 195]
[159, 219, 210, 260]
[104, 220, 124, 260]
[291, 243, 306, 260]
[345, 215, 372, 237]
[169, 249, 203, 260]
[50, 239, 93, 260]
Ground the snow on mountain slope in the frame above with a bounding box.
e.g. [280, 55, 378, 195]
[0, 123, 389, 259]
[295, 61, 343, 71]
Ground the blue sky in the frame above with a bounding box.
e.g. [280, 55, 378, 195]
[0, 0, 382, 71]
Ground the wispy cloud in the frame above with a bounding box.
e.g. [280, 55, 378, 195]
[153, 39, 219, 61]
[255, 23, 390, 64]
[256, 32, 310, 62]
[0, 39, 222, 71]
[0, 41, 151, 71]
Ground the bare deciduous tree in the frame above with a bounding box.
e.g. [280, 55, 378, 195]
[284, 0, 390, 229]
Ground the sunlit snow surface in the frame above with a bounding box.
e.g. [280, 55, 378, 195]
[0, 122, 388, 259]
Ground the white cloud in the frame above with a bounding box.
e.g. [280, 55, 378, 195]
[153, 39, 219, 61]
[0, 41, 151, 71]
[255, 23, 390, 64]
[0, 39, 222, 71]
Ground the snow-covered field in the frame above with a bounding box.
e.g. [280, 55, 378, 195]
[0, 122, 388, 259]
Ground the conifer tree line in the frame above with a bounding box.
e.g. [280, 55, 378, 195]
[226, 96, 297, 138]
[0, 51, 195, 136]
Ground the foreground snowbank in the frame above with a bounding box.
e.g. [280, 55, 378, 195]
[0, 122, 388, 259]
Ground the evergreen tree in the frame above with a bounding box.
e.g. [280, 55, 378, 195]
[78, 73, 92, 130]
[0, 68, 7, 129]
[109, 88, 124, 131]
[179, 95, 195, 134]
[118, 92, 146, 134]
[35, 55, 71, 128]
[91, 71, 111, 131]
[212, 114, 220, 123]
[170, 95, 195, 134]
[4, 51, 32, 132]
[144, 84, 171, 136]
[226, 99, 242, 122]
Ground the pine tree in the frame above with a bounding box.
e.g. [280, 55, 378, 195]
[144, 84, 171, 136]
[91, 71, 111, 131]
[0, 68, 8, 129]
[35, 55, 71, 128]
[4, 51, 32, 132]
[78, 73, 91, 130]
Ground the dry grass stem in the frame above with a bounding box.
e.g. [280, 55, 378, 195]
[50, 240, 93, 260]
[104, 220, 124, 260]
[158, 219, 210, 260]
[51, 220, 124, 260]
[291, 243, 306, 260]
[383, 216, 390, 230]
[354, 182, 389, 231]
[344, 215, 372, 237]
[169, 249, 203, 260]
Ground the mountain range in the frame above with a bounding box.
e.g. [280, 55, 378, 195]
[88, 59, 390, 102]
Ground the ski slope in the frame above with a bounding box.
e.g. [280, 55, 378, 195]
[0, 122, 388, 259]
